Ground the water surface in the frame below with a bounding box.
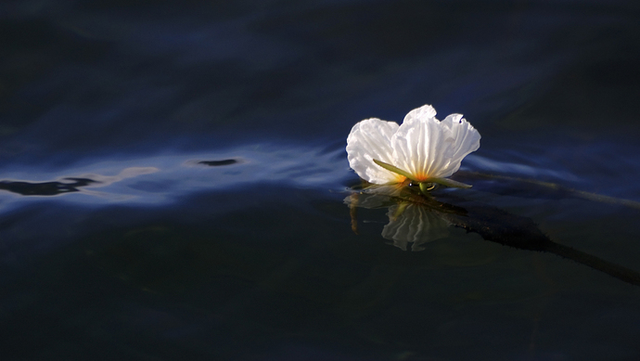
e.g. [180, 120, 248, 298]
[2, 0, 640, 360]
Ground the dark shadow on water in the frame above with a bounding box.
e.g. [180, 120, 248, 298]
[0, 178, 99, 196]
[198, 159, 241, 166]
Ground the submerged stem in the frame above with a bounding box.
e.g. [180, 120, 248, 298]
[430, 177, 473, 189]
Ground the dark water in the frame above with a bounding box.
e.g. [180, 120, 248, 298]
[2, 1, 640, 360]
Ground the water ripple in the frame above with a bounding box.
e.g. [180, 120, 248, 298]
[0, 143, 349, 211]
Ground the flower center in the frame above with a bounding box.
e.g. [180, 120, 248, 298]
[413, 172, 430, 182]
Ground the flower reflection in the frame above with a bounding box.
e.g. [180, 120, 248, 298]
[382, 203, 451, 251]
[346, 183, 465, 251]
[346, 104, 480, 192]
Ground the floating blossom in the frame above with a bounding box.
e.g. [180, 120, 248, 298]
[346, 104, 480, 191]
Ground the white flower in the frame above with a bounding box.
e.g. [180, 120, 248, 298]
[346, 104, 480, 190]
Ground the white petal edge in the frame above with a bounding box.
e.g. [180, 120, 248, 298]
[435, 113, 481, 177]
[346, 118, 403, 184]
[403, 104, 437, 122]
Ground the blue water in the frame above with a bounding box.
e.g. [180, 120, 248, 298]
[2, 1, 640, 360]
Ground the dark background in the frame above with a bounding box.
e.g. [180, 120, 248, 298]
[2, 0, 639, 162]
[1, 1, 640, 360]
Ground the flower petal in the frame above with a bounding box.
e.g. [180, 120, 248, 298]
[391, 105, 480, 180]
[391, 104, 446, 181]
[346, 118, 403, 184]
[436, 113, 481, 177]
[404, 104, 437, 120]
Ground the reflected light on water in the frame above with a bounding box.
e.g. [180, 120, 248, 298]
[0, 143, 349, 210]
